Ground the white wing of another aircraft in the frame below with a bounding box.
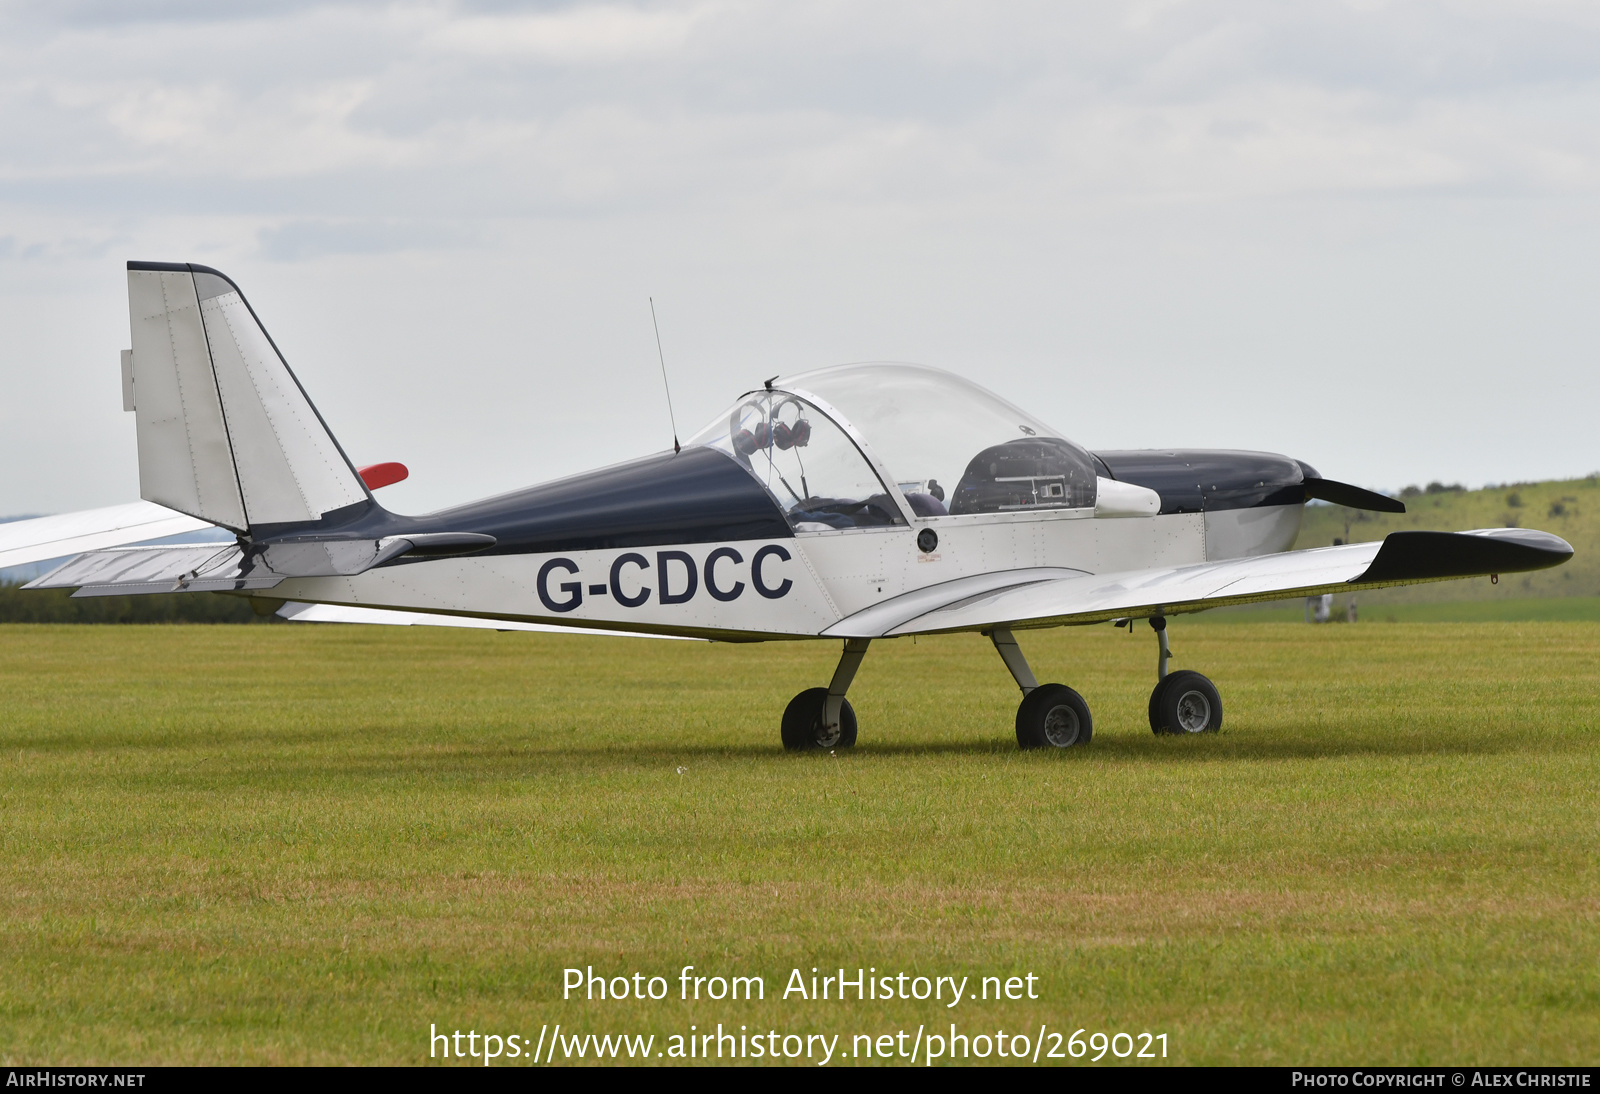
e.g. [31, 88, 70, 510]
[0, 502, 212, 571]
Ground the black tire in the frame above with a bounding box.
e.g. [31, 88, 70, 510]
[1149, 671, 1223, 735]
[780, 687, 858, 751]
[1015, 684, 1092, 750]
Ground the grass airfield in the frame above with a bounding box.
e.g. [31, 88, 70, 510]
[2, 620, 1598, 1066]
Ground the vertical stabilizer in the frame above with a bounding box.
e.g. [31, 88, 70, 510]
[127, 264, 248, 531]
[125, 262, 370, 534]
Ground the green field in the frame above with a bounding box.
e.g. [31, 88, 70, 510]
[1192, 596, 1600, 624]
[1193, 474, 1600, 624]
[2, 621, 1597, 1066]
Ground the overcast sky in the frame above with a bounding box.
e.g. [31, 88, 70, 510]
[3, 0, 1598, 516]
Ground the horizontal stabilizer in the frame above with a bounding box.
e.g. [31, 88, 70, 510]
[1303, 477, 1406, 513]
[24, 531, 498, 596]
[378, 532, 496, 557]
[256, 532, 496, 576]
[26, 543, 276, 596]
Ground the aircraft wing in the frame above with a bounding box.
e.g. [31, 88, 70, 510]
[825, 528, 1573, 638]
[0, 502, 213, 571]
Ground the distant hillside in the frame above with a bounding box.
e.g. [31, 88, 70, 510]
[1294, 474, 1599, 604]
[1187, 474, 1600, 623]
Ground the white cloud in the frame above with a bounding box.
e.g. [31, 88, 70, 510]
[431, 1, 725, 61]
[3, 1, 1600, 513]
[6, 2, 1600, 203]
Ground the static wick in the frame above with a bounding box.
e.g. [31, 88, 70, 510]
[649, 297, 681, 454]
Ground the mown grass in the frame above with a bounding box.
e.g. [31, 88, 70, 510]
[1, 622, 1597, 1066]
[1194, 596, 1600, 624]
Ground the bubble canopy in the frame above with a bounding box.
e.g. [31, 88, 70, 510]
[689, 363, 1097, 531]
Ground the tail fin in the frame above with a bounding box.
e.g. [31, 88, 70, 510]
[124, 261, 371, 534]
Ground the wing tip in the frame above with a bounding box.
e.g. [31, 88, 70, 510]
[1355, 528, 1573, 585]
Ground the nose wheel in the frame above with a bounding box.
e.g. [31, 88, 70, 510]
[782, 687, 858, 750]
[782, 638, 868, 751]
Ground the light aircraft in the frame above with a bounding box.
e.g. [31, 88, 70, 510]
[1, 262, 1575, 750]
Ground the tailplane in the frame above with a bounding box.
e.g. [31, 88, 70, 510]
[123, 261, 371, 534]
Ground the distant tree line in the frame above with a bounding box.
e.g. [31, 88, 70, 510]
[1400, 473, 1600, 498]
[0, 583, 264, 623]
[1398, 482, 1466, 498]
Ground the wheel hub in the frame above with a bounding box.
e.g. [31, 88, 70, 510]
[1042, 703, 1080, 747]
[1174, 689, 1211, 733]
[814, 717, 842, 749]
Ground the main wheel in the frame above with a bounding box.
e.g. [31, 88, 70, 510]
[1015, 684, 1093, 750]
[1149, 671, 1223, 735]
[781, 687, 858, 751]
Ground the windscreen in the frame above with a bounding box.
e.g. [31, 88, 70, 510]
[780, 362, 1096, 516]
[688, 392, 905, 531]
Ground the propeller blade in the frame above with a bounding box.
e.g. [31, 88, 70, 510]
[1303, 477, 1406, 513]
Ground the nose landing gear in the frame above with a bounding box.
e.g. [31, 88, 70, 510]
[1145, 616, 1222, 735]
[781, 638, 868, 751]
[781, 687, 858, 750]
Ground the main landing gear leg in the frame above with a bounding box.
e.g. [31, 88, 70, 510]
[1146, 615, 1223, 735]
[781, 638, 868, 751]
[991, 627, 1092, 750]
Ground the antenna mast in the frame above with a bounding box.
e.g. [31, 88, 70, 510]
[649, 297, 681, 454]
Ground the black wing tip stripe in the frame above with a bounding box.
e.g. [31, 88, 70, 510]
[1355, 529, 1573, 585]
